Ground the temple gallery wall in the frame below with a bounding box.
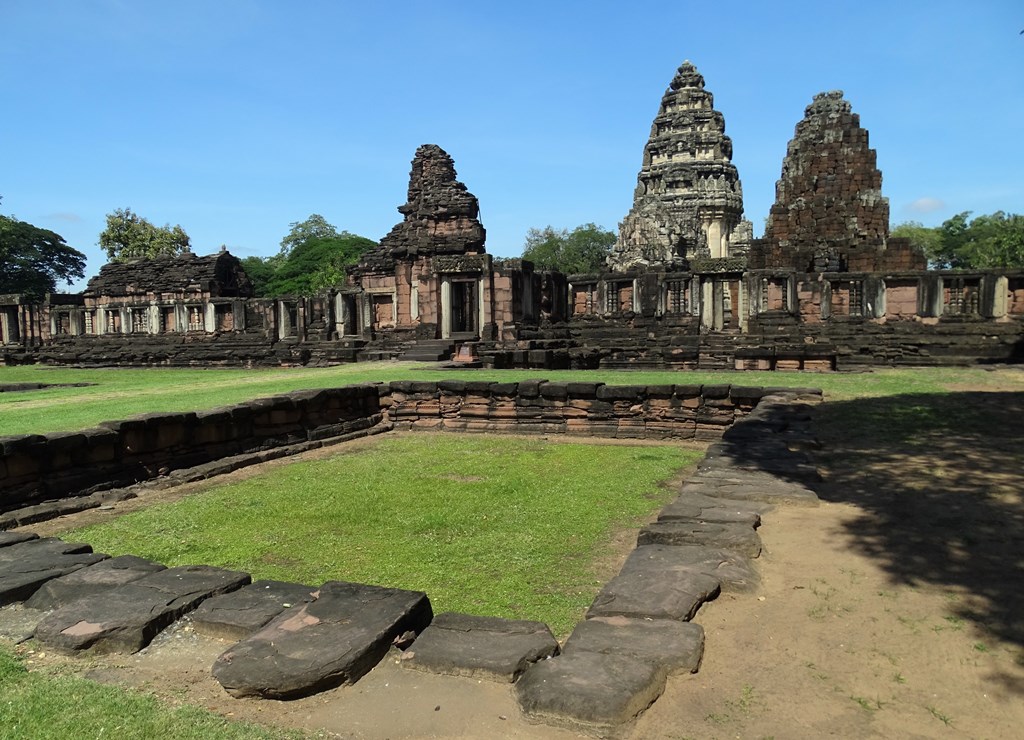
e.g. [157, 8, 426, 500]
[3, 62, 1022, 370]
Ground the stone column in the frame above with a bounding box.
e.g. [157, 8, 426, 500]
[204, 303, 216, 333]
[440, 277, 452, 339]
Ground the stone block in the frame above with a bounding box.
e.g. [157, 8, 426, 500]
[25, 555, 166, 610]
[34, 565, 251, 654]
[562, 615, 704, 675]
[587, 564, 720, 622]
[192, 580, 316, 641]
[213, 580, 432, 699]
[515, 651, 666, 732]
[622, 544, 760, 593]
[402, 612, 558, 682]
[0, 538, 108, 606]
[638, 521, 762, 558]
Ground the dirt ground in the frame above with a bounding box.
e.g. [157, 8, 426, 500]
[6, 376, 1024, 739]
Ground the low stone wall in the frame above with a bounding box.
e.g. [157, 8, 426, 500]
[0, 381, 799, 519]
[0, 385, 385, 514]
[382, 380, 772, 440]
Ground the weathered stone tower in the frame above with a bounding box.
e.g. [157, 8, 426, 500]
[609, 61, 749, 272]
[756, 91, 922, 272]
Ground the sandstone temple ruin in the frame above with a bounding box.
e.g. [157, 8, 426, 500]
[3, 62, 1022, 369]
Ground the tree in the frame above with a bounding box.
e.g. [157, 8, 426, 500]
[262, 234, 376, 296]
[521, 223, 615, 274]
[0, 210, 86, 296]
[242, 215, 376, 297]
[98, 207, 190, 262]
[892, 212, 1024, 269]
[278, 214, 339, 258]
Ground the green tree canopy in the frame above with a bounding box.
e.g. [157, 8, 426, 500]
[892, 211, 1024, 269]
[521, 223, 615, 274]
[278, 214, 339, 258]
[242, 214, 376, 297]
[0, 210, 86, 297]
[98, 207, 191, 262]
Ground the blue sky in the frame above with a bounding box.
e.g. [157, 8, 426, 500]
[2, 1, 1022, 289]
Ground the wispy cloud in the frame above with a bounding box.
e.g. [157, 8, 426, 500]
[45, 212, 85, 223]
[905, 197, 946, 214]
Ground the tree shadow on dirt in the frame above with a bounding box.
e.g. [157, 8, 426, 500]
[797, 391, 1024, 691]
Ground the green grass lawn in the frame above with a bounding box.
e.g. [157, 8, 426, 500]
[65, 434, 699, 637]
[0, 644, 303, 740]
[2, 362, 1019, 436]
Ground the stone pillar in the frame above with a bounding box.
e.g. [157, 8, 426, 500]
[440, 277, 452, 339]
[983, 275, 1008, 318]
[701, 279, 714, 329]
[148, 304, 160, 334]
[204, 303, 216, 333]
[865, 276, 885, 318]
[918, 275, 943, 317]
[410, 282, 420, 321]
[360, 294, 372, 337]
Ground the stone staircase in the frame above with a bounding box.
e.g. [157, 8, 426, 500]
[698, 332, 741, 369]
[397, 339, 456, 362]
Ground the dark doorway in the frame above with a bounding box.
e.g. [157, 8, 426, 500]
[451, 281, 476, 334]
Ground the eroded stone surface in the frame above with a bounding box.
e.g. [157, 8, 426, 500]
[562, 616, 705, 676]
[0, 531, 39, 547]
[192, 580, 316, 641]
[25, 554, 166, 610]
[213, 580, 432, 699]
[34, 565, 250, 654]
[657, 491, 767, 526]
[0, 538, 107, 606]
[402, 612, 558, 682]
[638, 520, 762, 558]
[586, 565, 720, 622]
[516, 651, 666, 731]
[621, 544, 760, 593]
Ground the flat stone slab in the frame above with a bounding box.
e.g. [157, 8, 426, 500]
[0, 538, 108, 606]
[516, 651, 666, 732]
[638, 521, 762, 558]
[25, 555, 166, 610]
[657, 491, 767, 526]
[587, 562, 719, 622]
[0, 531, 39, 547]
[621, 544, 760, 593]
[682, 468, 819, 506]
[402, 612, 559, 682]
[34, 565, 250, 654]
[562, 616, 704, 675]
[213, 580, 432, 699]
[192, 580, 316, 641]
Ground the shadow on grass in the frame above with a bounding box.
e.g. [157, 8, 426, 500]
[797, 391, 1024, 690]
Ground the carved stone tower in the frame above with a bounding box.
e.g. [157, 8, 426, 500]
[758, 91, 889, 272]
[609, 61, 748, 272]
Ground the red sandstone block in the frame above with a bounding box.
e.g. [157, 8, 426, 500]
[460, 404, 491, 418]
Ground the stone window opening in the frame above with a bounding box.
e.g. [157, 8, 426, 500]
[572, 284, 598, 316]
[606, 281, 634, 314]
[106, 309, 121, 333]
[215, 304, 234, 332]
[130, 308, 148, 334]
[943, 278, 980, 315]
[83, 311, 95, 335]
[160, 306, 176, 333]
[665, 280, 688, 314]
[760, 278, 789, 312]
[187, 306, 204, 332]
[55, 312, 72, 335]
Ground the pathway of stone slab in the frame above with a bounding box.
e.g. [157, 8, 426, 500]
[0, 391, 820, 737]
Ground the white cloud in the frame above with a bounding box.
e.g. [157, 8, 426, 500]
[906, 197, 946, 214]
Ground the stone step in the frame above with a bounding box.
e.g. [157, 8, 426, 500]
[192, 579, 317, 641]
[25, 554, 166, 610]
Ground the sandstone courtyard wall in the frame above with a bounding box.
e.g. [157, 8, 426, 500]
[0, 381, 795, 519]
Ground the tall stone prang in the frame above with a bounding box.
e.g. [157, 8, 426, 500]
[354, 144, 486, 274]
[609, 61, 748, 272]
[758, 91, 892, 272]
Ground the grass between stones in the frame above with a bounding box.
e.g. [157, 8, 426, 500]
[0, 644, 302, 739]
[0, 362, 1016, 436]
[63, 434, 699, 637]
